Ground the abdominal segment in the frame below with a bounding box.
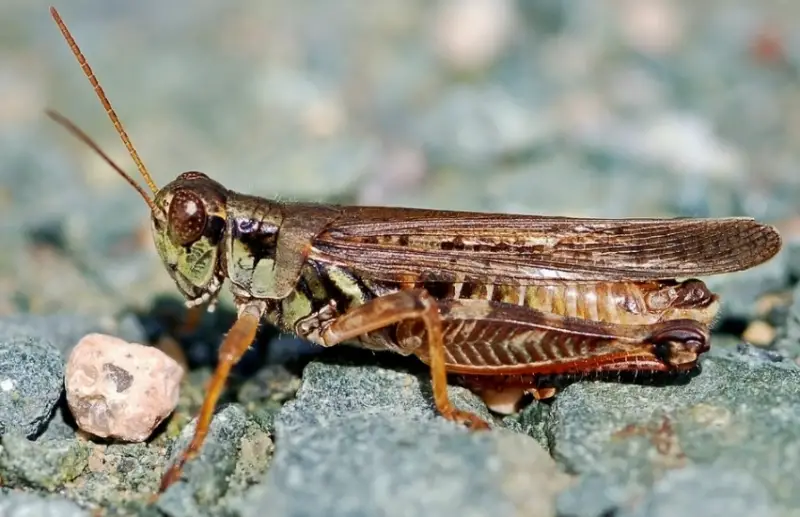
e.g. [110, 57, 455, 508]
[442, 278, 719, 326]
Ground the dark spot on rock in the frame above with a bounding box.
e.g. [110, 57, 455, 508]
[76, 395, 107, 416]
[102, 363, 134, 393]
[736, 342, 785, 363]
[118, 457, 136, 473]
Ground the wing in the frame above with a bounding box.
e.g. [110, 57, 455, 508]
[309, 206, 782, 284]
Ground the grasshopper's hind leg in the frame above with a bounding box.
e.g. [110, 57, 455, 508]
[157, 301, 264, 495]
[319, 289, 490, 430]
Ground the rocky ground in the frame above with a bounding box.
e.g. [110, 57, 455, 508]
[2, 1, 800, 516]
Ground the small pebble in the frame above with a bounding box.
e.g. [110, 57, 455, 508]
[432, 0, 515, 71]
[64, 333, 184, 442]
[474, 386, 526, 415]
[742, 320, 776, 346]
[618, 0, 684, 56]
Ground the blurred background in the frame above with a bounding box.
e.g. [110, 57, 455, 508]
[1, 0, 799, 317]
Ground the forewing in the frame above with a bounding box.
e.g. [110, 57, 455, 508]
[310, 206, 782, 284]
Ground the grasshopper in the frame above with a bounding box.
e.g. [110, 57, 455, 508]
[46, 7, 782, 495]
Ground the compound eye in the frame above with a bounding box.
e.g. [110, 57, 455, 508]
[168, 189, 207, 246]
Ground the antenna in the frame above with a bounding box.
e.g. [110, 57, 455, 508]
[46, 109, 160, 213]
[49, 6, 159, 195]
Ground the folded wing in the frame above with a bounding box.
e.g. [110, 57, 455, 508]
[310, 207, 782, 284]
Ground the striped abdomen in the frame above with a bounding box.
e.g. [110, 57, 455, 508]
[266, 260, 711, 380]
[271, 261, 718, 332]
[406, 278, 718, 327]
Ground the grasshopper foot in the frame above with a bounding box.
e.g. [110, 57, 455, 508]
[443, 408, 491, 431]
[158, 460, 187, 494]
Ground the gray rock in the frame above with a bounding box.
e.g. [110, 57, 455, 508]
[503, 397, 551, 449]
[236, 358, 573, 517]
[0, 313, 147, 358]
[0, 491, 90, 517]
[66, 441, 168, 509]
[556, 474, 631, 517]
[547, 344, 800, 514]
[774, 280, 800, 359]
[557, 465, 783, 517]
[619, 465, 780, 517]
[0, 433, 90, 491]
[0, 335, 64, 437]
[786, 237, 800, 281]
[236, 364, 304, 436]
[156, 404, 250, 517]
[36, 404, 79, 441]
[229, 417, 275, 491]
[272, 356, 497, 432]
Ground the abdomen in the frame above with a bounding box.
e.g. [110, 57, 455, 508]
[272, 261, 719, 348]
[389, 278, 719, 327]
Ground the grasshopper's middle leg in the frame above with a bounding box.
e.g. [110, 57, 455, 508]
[319, 289, 490, 430]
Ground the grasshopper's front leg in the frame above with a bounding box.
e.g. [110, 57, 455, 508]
[179, 303, 208, 334]
[157, 300, 264, 495]
[319, 289, 491, 431]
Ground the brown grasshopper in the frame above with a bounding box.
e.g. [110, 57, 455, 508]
[46, 7, 782, 495]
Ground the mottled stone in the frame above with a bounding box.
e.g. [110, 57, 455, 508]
[548, 345, 800, 514]
[0, 432, 90, 491]
[65, 333, 184, 442]
[0, 491, 90, 517]
[619, 465, 780, 517]
[236, 358, 573, 517]
[60, 441, 166, 509]
[157, 404, 253, 517]
[0, 334, 64, 437]
[774, 280, 800, 360]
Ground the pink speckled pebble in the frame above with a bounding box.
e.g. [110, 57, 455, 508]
[65, 333, 184, 442]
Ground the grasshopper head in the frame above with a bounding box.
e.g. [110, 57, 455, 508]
[45, 9, 231, 310]
[151, 171, 229, 308]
